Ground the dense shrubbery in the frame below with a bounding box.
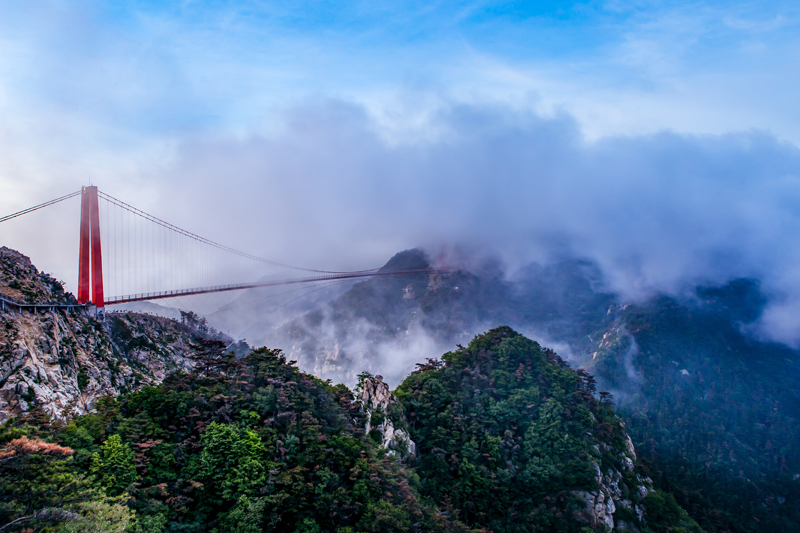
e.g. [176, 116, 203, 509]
[1, 329, 698, 533]
[1, 342, 474, 532]
[396, 326, 660, 533]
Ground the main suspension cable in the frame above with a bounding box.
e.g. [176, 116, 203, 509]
[0, 190, 81, 224]
[97, 190, 379, 275]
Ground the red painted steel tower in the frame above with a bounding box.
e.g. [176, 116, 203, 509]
[77, 186, 104, 308]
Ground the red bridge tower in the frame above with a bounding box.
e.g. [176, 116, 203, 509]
[77, 186, 104, 308]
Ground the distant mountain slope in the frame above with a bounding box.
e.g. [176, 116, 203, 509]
[589, 280, 800, 532]
[274, 249, 617, 386]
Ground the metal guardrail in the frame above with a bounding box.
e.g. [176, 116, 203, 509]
[0, 294, 90, 313]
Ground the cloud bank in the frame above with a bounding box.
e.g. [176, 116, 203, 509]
[157, 99, 800, 344]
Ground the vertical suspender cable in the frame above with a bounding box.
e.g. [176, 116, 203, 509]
[149, 215, 152, 293]
[127, 207, 130, 297]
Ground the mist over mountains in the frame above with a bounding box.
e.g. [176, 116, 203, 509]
[186, 245, 800, 530]
[4, 240, 800, 530]
[200, 247, 770, 389]
[202, 246, 800, 530]
[201, 248, 603, 386]
[5, 99, 800, 349]
[153, 102, 800, 349]
[3, 2, 800, 530]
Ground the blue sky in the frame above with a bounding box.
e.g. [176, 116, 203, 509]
[2, 0, 799, 141]
[2, 1, 800, 342]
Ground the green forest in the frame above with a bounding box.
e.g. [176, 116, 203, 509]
[591, 283, 800, 533]
[0, 329, 697, 533]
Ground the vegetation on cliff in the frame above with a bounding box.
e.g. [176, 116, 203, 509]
[396, 326, 697, 533]
[272, 249, 800, 533]
[1, 328, 693, 533]
[590, 280, 800, 532]
[1, 341, 476, 532]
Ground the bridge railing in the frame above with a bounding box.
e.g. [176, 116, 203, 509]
[0, 295, 90, 313]
[104, 269, 448, 306]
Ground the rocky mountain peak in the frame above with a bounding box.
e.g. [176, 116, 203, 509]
[0, 247, 72, 304]
[356, 373, 393, 411]
[378, 248, 430, 273]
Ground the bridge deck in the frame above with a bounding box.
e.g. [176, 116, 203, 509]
[104, 269, 443, 306]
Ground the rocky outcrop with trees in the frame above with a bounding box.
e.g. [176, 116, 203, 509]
[0, 247, 211, 423]
[355, 373, 416, 457]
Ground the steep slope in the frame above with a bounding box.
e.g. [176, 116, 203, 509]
[0, 247, 73, 305]
[396, 326, 698, 533]
[588, 280, 800, 532]
[0, 247, 212, 423]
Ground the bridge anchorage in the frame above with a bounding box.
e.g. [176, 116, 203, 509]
[0, 185, 448, 318]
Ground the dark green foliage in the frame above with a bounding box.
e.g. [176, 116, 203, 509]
[90, 435, 137, 496]
[20, 386, 36, 404]
[0, 442, 87, 527]
[592, 281, 800, 532]
[642, 491, 682, 532]
[0, 428, 132, 531]
[2, 346, 476, 532]
[396, 326, 637, 533]
[1, 324, 705, 533]
[76, 371, 89, 391]
[642, 491, 703, 533]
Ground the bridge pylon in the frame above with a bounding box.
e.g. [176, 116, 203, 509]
[78, 186, 104, 308]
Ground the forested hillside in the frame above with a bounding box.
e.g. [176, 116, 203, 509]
[0, 328, 691, 532]
[3, 246, 799, 532]
[589, 281, 800, 532]
[396, 326, 699, 533]
[262, 249, 800, 532]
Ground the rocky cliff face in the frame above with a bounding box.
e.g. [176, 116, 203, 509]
[573, 433, 652, 531]
[355, 374, 416, 457]
[0, 247, 204, 423]
[0, 247, 73, 305]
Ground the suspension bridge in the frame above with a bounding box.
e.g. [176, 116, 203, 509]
[0, 186, 442, 313]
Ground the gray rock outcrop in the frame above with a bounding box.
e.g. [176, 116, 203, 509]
[573, 433, 651, 531]
[355, 374, 416, 457]
[0, 247, 205, 423]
